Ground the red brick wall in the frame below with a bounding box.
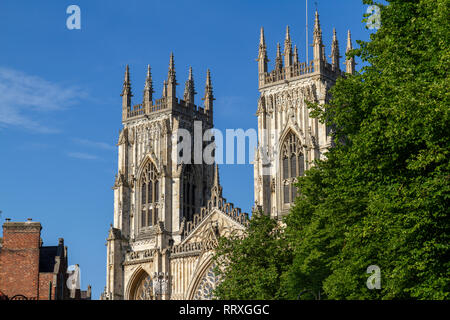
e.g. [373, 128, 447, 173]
[0, 222, 41, 299]
[38, 273, 55, 300]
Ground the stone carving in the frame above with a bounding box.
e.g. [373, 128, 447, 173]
[136, 275, 153, 300]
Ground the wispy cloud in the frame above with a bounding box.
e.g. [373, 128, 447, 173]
[0, 67, 85, 133]
[72, 138, 115, 150]
[67, 152, 99, 160]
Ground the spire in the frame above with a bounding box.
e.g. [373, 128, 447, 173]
[169, 52, 175, 76]
[259, 26, 266, 48]
[285, 25, 291, 42]
[214, 163, 220, 187]
[143, 64, 154, 105]
[121, 65, 132, 121]
[121, 65, 132, 97]
[203, 69, 215, 116]
[275, 43, 283, 73]
[330, 28, 341, 72]
[346, 29, 353, 52]
[313, 10, 325, 68]
[162, 80, 167, 97]
[313, 10, 321, 36]
[293, 45, 299, 64]
[211, 163, 223, 198]
[345, 30, 355, 74]
[257, 27, 269, 77]
[167, 52, 177, 102]
[183, 66, 196, 105]
[284, 25, 292, 68]
[189, 65, 193, 79]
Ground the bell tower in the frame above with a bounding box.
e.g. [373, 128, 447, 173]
[105, 54, 216, 299]
[254, 12, 352, 219]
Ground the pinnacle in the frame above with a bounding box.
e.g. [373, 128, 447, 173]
[285, 25, 291, 41]
[206, 69, 211, 87]
[259, 26, 265, 46]
[214, 163, 220, 187]
[124, 64, 130, 83]
[314, 10, 321, 31]
[346, 30, 353, 52]
[276, 43, 281, 57]
[189, 66, 193, 80]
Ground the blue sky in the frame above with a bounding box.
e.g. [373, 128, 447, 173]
[0, 0, 373, 299]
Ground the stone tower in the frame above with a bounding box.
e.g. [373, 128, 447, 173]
[253, 11, 354, 219]
[105, 54, 216, 299]
[104, 54, 248, 300]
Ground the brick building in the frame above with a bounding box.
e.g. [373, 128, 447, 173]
[0, 219, 91, 300]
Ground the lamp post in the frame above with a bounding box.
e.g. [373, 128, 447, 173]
[152, 272, 169, 300]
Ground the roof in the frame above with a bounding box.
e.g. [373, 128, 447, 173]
[39, 246, 58, 273]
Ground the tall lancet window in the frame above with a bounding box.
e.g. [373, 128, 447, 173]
[182, 165, 196, 222]
[140, 161, 159, 228]
[281, 131, 304, 204]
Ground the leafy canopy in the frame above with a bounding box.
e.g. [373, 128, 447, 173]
[214, 0, 449, 300]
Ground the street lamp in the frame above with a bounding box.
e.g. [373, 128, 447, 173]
[152, 272, 169, 300]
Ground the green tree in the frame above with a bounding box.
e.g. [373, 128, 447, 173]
[214, 0, 449, 300]
[213, 213, 292, 299]
[285, 0, 449, 299]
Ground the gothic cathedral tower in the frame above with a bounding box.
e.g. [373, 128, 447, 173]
[253, 11, 355, 220]
[105, 54, 217, 299]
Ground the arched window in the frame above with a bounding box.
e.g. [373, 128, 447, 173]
[281, 131, 304, 204]
[182, 165, 196, 222]
[140, 161, 159, 228]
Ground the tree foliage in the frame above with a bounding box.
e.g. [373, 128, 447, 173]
[213, 213, 292, 299]
[214, 0, 449, 299]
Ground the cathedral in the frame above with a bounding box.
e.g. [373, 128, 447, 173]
[102, 11, 355, 300]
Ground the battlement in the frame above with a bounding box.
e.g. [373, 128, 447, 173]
[121, 54, 215, 124]
[257, 11, 354, 89]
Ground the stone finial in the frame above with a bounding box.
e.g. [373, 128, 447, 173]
[314, 10, 321, 34]
[143, 64, 154, 105]
[331, 28, 341, 72]
[313, 10, 325, 64]
[345, 30, 355, 74]
[257, 27, 269, 76]
[276, 42, 282, 58]
[121, 65, 132, 121]
[121, 65, 132, 97]
[183, 66, 196, 104]
[285, 25, 291, 41]
[214, 163, 220, 187]
[162, 80, 167, 97]
[293, 45, 299, 63]
[259, 26, 266, 48]
[275, 43, 283, 73]
[167, 53, 177, 101]
[284, 26, 292, 67]
[203, 69, 215, 112]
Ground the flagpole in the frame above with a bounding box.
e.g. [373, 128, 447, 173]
[306, 0, 308, 64]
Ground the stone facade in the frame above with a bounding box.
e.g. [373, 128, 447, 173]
[254, 12, 354, 219]
[102, 55, 248, 300]
[103, 11, 354, 300]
